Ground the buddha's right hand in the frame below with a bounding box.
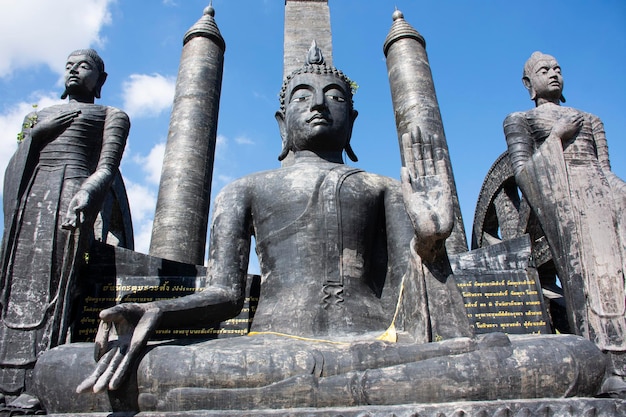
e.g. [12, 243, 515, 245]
[400, 126, 453, 261]
[76, 302, 162, 393]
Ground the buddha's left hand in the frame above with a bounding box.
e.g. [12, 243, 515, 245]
[400, 127, 453, 261]
[76, 302, 162, 393]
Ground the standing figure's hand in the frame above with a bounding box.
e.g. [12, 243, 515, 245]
[61, 189, 92, 230]
[400, 127, 453, 261]
[551, 112, 583, 143]
[31, 109, 81, 141]
[76, 303, 161, 393]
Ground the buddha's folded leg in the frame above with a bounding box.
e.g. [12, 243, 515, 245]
[348, 334, 605, 406]
[136, 333, 478, 410]
[33, 333, 606, 413]
[141, 334, 605, 411]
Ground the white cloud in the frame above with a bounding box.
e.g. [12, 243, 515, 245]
[121, 142, 163, 253]
[216, 174, 235, 186]
[124, 179, 156, 224]
[132, 219, 154, 255]
[234, 135, 255, 146]
[122, 74, 176, 119]
[133, 142, 166, 185]
[215, 134, 228, 158]
[0, 94, 66, 195]
[122, 178, 156, 254]
[0, 0, 114, 78]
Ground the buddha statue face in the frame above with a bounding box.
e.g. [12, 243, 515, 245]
[278, 71, 358, 157]
[523, 52, 564, 103]
[63, 50, 107, 101]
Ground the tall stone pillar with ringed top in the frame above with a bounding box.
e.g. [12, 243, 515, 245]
[384, 9, 468, 254]
[150, 5, 225, 265]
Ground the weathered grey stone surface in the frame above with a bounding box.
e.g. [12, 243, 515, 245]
[383, 10, 467, 255]
[35, 333, 608, 412]
[14, 5, 626, 416]
[470, 152, 568, 333]
[284, 0, 332, 78]
[282, 0, 334, 166]
[71, 242, 259, 342]
[0, 49, 132, 406]
[451, 235, 552, 335]
[150, 6, 225, 265]
[34, 38, 612, 414]
[42, 397, 626, 417]
[503, 52, 626, 381]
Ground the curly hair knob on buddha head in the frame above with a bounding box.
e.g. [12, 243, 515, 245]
[278, 41, 356, 115]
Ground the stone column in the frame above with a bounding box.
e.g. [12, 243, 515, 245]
[282, 0, 334, 166]
[384, 10, 468, 254]
[284, 0, 332, 78]
[150, 5, 225, 265]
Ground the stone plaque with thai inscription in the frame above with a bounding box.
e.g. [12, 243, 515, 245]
[450, 235, 551, 334]
[71, 242, 259, 341]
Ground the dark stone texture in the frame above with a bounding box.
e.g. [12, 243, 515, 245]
[451, 235, 552, 334]
[150, 7, 225, 265]
[281, 0, 333, 166]
[284, 0, 332, 78]
[72, 242, 260, 342]
[43, 398, 626, 417]
[506, 52, 625, 378]
[383, 11, 467, 255]
[34, 39, 611, 414]
[472, 50, 626, 392]
[35, 334, 608, 413]
[471, 152, 566, 332]
[13, 6, 626, 416]
[0, 49, 132, 402]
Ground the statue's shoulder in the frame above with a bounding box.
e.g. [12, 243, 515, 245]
[240, 167, 287, 183]
[503, 110, 535, 133]
[351, 170, 402, 195]
[368, 170, 399, 186]
[35, 103, 68, 116]
[216, 168, 282, 198]
[104, 105, 126, 113]
[103, 105, 130, 122]
[503, 110, 530, 123]
[567, 107, 601, 123]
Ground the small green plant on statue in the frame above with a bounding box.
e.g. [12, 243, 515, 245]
[16, 104, 39, 143]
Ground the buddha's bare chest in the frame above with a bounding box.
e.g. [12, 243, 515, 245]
[250, 168, 383, 240]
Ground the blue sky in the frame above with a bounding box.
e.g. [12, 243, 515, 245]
[1, 0, 624, 267]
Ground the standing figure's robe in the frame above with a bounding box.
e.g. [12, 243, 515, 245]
[505, 103, 626, 356]
[0, 103, 131, 395]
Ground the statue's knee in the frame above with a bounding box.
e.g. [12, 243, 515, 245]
[136, 345, 196, 393]
[33, 343, 111, 413]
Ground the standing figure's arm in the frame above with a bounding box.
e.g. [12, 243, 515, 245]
[77, 180, 252, 394]
[3, 111, 48, 216]
[505, 110, 583, 191]
[503, 112, 534, 178]
[28, 109, 82, 144]
[62, 108, 130, 229]
[591, 114, 626, 195]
